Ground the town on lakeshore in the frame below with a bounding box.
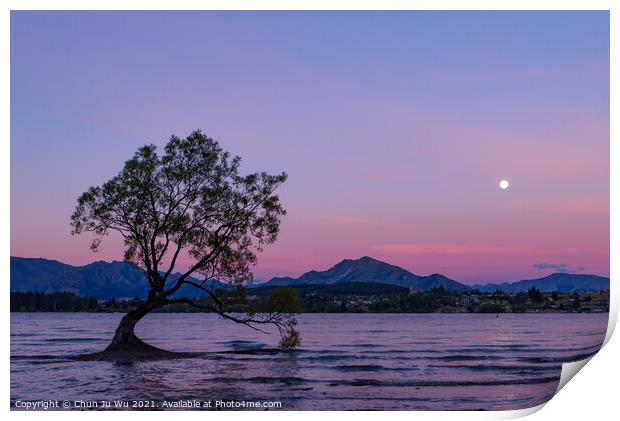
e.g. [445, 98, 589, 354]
[10, 286, 610, 314]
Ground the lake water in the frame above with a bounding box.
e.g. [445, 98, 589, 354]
[11, 312, 608, 410]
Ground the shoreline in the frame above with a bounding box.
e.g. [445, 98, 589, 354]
[9, 310, 609, 314]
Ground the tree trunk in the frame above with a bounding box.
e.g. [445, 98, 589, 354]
[105, 300, 164, 353]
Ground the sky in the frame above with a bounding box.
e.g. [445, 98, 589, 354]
[10, 11, 610, 284]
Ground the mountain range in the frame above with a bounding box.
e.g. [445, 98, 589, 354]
[10, 255, 609, 299]
[471, 273, 610, 293]
[10, 256, 225, 299]
[265, 256, 470, 291]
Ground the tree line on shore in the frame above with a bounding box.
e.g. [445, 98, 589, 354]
[11, 285, 609, 314]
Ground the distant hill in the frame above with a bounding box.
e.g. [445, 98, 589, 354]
[415, 273, 470, 292]
[251, 281, 410, 297]
[10, 256, 226, 299]
[263, 256, 470, 292]
[472, 273, 610, 293]
[10, 256, 609, 299]
[261, 257, 608, 293]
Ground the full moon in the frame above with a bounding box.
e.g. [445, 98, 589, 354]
[499, 180, 509, 190]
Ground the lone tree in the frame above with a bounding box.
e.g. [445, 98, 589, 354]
[71, 130, 300, 353]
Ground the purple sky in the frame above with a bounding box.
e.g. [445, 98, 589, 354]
[10, 11, 609, 284]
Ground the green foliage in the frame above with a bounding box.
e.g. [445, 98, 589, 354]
[255, 286, 303, 314]
[70, 130, 287, 289]
[224, 286, 249, 306]
[10, 292, 99, 312]
[254, 282, 408, 297]
[430, 284, 446, 295]
[477, 303, 506, 313]
[69, 130, 300, 348]
[510, 304, 528, 313]
[10, 289, 610, 316]
[248, 287, 302, 350]
[514, 292, 528, 304]
[527, 287, 544, 303]
[279, 319, 301, 350]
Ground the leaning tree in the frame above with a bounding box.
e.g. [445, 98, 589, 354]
[70, 130, 300, 353]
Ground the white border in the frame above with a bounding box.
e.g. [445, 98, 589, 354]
[2, 2, 617, 420]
